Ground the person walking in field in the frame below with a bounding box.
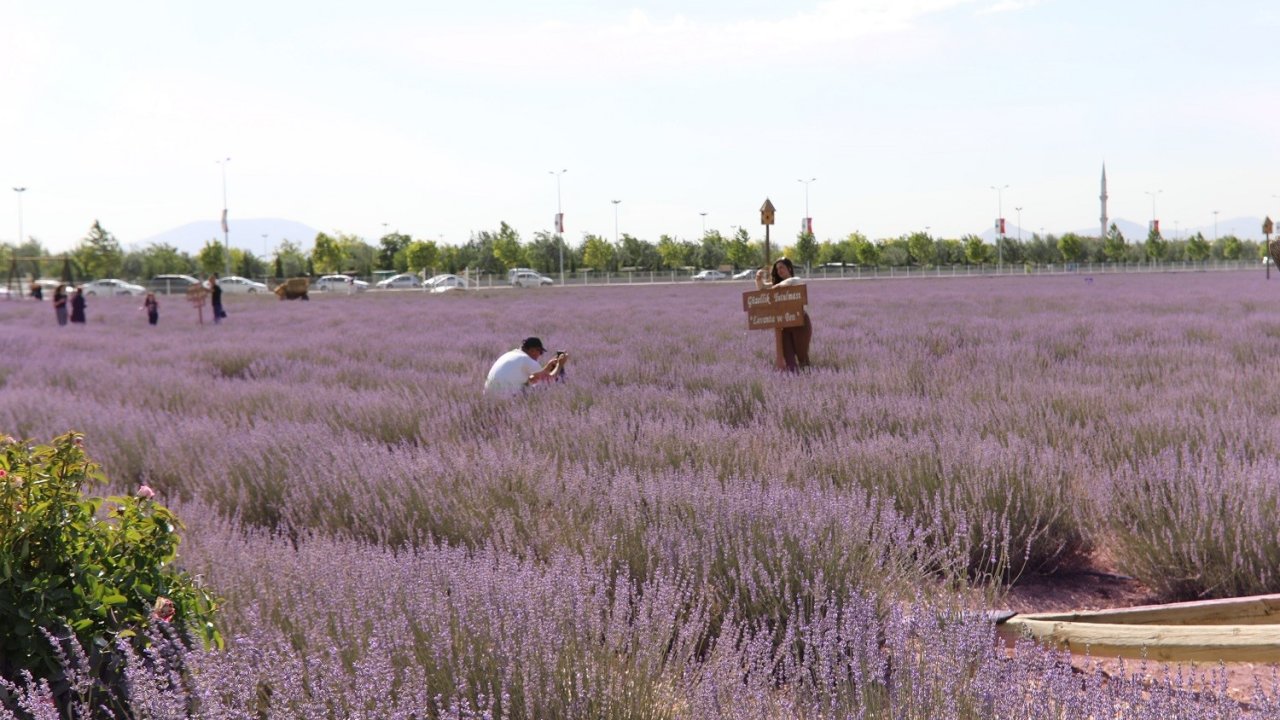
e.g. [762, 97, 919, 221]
[142, 292, 159, 326]
[208, 275, 226, 324]
[483, 337, 569, 397]
[52, 284, 68, 326]
[70, 287, 87, 324]
[755, 257, 812, 371]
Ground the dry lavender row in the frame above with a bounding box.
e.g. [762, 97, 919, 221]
[2, 273, 1280, 717]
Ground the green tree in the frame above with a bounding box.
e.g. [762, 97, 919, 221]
[793, 231, 819, 271]
[1181, 232, 1208, 262]
[906, 231, 935, 266]
[852, 234, 880, 266]
[336, 233, 375, 276]
[74, 221, 124, 279]
[1057, 232, 1086, 262]
[656, 235, 690, 270]
[311, 232, 344, 274]
[963, 235, 990, 265]
[491, 222, 526, 270]
[527, 231, 565, 275]
[1144, 225, 1166, 261]
[377, 232, 412, 270]
[1102, 223, 1127, 262]
[1221, 234, 1242, 260]
[616, 233, 658, 270]
[275, 239, 307, 278]
[581, 233, 615, 271]
[197, 240, 227, 276]
[726, 228, 757, 269]
[405, 240, 440, 275]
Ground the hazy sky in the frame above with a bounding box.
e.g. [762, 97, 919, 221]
[4, 0, 1278, 253]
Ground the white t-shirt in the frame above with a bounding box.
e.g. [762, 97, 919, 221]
[483, 349, 544, 397]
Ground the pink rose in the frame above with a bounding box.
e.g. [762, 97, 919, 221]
[137, 485, 155, 500]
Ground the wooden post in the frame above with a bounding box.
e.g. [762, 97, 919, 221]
[759, 198, 780, 366]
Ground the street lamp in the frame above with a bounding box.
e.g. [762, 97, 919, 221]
[1014, 207, 1023, 243]
[611, 199, 621, 245]
[699, 212, 708, 238]
[549, 169, 567, 284]
[990, 184, 1008, 267]
[1213, 210, 1220, 242]
[797, 178, 816, 234]
[217, 157, 231, 276]
[12, 187, 26, 246]
[1145, 190, 1162, 234]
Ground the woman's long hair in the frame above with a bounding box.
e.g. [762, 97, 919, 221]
[770, 257, 796, 286]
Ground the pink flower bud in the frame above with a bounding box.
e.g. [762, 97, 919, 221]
[137, 485, 155, 499]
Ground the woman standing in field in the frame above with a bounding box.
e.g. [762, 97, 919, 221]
[52, 284, 68, 326]
[70, 287, 87, 324]
[755, 257, 812, 371]
[142, 292, 159, 325]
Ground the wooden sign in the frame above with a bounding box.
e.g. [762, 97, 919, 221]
[186, 284, 208, 325]
[1264, 216, 1274, 236]
[760, 198, 776, 226]
[742, 284, 807, 331]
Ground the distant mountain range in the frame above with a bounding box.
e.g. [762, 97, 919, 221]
[130, 218, 322, 257]
[977, 216, 1268, 243]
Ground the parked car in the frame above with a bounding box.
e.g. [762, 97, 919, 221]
[511, 271, 554, 288]
[506, 267, 537, 283]
[425, 274, 470, 293]
[732, 268, 757, 280]
[375, 273, 423, 289]
[150, 274, 202, 294]
[314, 274, 369, 292]
[218, 275, 269, 294]
[81, 278, 147, 296]
[692, 270, 727, 281]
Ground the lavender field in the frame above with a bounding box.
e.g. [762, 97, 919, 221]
[4, 272, 1280, 718]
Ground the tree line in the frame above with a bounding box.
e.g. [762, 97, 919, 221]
[1, 220, 1265, 283]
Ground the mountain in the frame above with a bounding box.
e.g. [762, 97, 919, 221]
[973, 216, 1269, 242]
[131, 218, 322, 257]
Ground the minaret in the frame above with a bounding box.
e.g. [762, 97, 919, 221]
[1099, 164, 1109, 240]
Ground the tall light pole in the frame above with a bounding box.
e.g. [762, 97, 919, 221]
[12, 187, 25, 246]
[797, 177, 816, 234]
[699, 212, 708, 238]
[990, 184, 1008, 267]
[217, 158, 231, 276]
[1014, 207, 1023, 243]
[1213, 210, 1220, 242]
[550, 169, 567, 284]
[1145, 190, 1162, 235]
[611, 199, 621, 245]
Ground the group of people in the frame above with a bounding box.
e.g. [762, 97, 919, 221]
[483, 256, 812, 397]
[38, 274, 227, 328]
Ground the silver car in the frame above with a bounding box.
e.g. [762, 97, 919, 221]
[375, 273, 423, 289]
[81, 278, 147, 296]
[218, 275, 269, 294]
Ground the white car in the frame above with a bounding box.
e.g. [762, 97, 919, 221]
[218, 275, 269, 294]
[315, 274, 369, 292]
[732, 268, 757, 280]
[511, 271, 553, 288]
[81, 278, 147, 296]
[692, 270, 727, 281]
[375, 273, 423, 289]
[425, 274, 469, 293]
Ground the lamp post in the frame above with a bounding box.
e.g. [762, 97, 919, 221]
[1145, 190, 1162, 235]
[797, 177, 816, 234]
[550, 169, 567, 284]
[12, 187, 25, 246]
[699, 212, 708, 238]
[611, 200, 621, 245]
[1213, 210, 1219, 242]
[990, 184, 1008, 267]
[217, 158, 231, 276]
[1015, 207, 1023, 243]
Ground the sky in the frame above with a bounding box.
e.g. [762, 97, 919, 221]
[3, 0, 1278, 254]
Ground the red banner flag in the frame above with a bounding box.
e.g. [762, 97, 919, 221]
[555, 213, 564, 233]
[221, 209, 229, 234]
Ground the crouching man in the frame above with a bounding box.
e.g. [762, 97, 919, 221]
[483, 336, 569, 397]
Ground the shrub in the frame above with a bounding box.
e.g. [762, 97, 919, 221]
[0, 432, 219, 715]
